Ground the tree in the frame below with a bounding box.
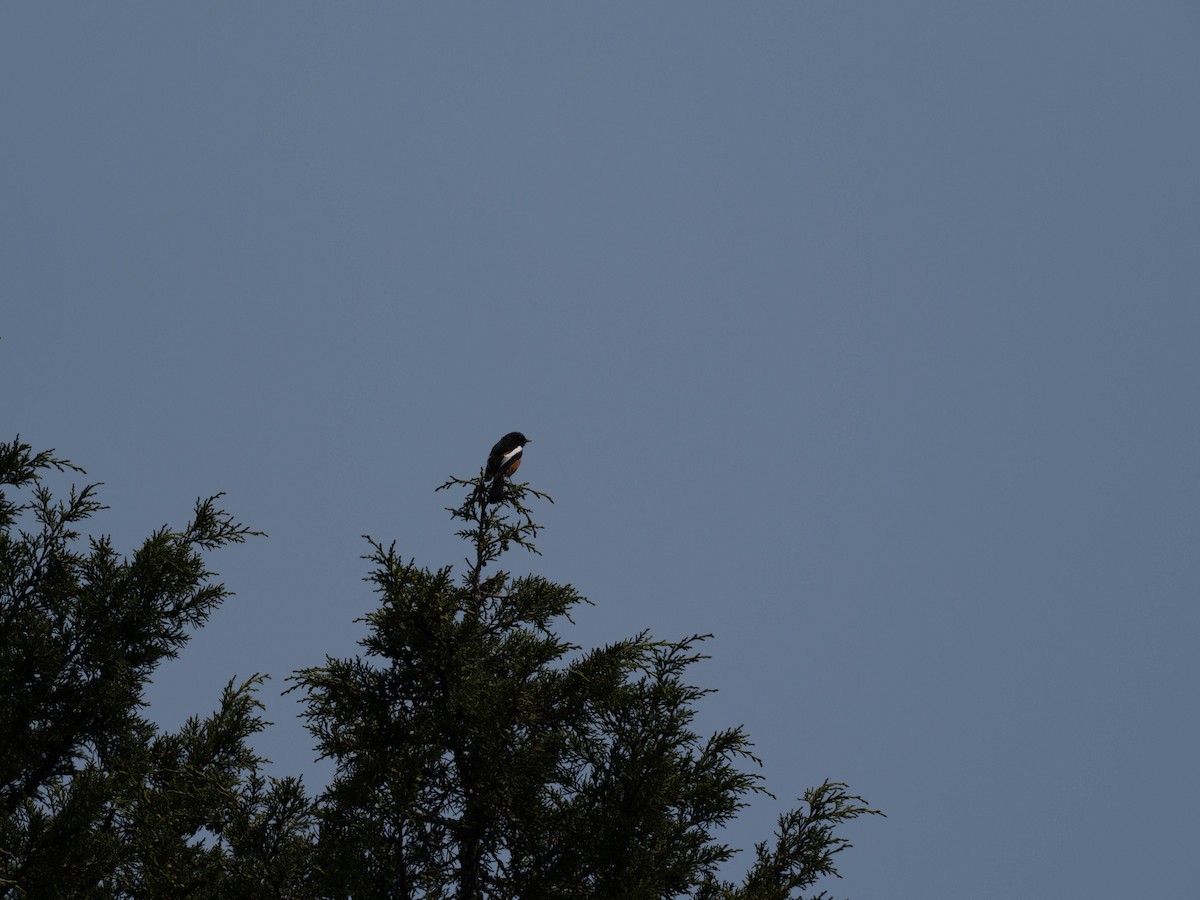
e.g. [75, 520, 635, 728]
[2, 435, 879, 898]
[0, 438, 311, 898]
[292, 473, 881, 898]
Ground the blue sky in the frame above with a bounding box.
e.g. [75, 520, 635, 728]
[4, 4, 1199, 896]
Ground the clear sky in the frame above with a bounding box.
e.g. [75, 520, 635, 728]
[4, 4, 1199, 896]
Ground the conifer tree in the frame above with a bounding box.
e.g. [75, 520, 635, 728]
[293, 467, 880, 898]
[0, 438, 312, 899]
[2, 435, 879, 898]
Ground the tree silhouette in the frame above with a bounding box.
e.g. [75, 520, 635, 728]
[0, 438, 309, 899]
[1, 436, 879, 898]
[293, 470, 881, 898]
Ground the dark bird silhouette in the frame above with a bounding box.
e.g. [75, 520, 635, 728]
[485, 432, 530, 504]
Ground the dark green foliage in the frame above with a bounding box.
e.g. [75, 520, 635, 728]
[700, 781, 882, 900]
[292, 475, 882, 898]
[0, 438, 311, 898]
[2, 436, 880, 898]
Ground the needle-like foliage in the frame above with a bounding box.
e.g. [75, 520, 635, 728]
[2, 437, 879, 898]
[292, 469, 881, 898]
[0, 438, 310, 899]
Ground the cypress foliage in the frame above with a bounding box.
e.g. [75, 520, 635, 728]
[293, 473, 881, 898]
[2, 436, 880, 898]
[0, 438, 310, 899]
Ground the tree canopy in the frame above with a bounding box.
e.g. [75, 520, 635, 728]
[1, 436, 879, 898]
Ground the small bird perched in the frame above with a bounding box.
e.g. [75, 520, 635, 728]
[485, 432, 530, 504]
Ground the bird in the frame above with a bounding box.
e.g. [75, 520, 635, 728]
[485, 432, 530, 504]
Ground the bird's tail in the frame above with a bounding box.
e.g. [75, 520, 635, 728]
[488, 476, 505, 504]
